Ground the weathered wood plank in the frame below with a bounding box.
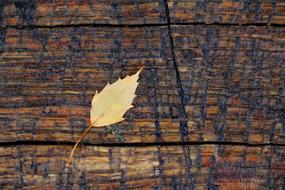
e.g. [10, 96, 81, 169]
[0, 0, 166, 26]
[1, 25, 285, 144]
[0, 145, 284, 189]
[0, 26, 188, 143]
[168, 0, 285, 25]
[172, 25, 285, 144]
[2, 0, 285, 27]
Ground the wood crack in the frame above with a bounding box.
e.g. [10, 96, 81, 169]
[164, 0, 188, 137]
[2, 22, 284, 30]
[0, 140, 284, 147]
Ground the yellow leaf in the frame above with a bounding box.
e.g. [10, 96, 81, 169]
[67, 67, 143, 166]
[90, 67, 143, 127]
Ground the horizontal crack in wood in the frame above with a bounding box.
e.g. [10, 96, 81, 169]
[2, 22, 285, 29]
[0, 140, 284, 147]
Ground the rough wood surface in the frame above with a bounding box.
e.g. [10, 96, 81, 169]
[1, 1, 285, 189]
[0, 25, 284, 144]
[0, 145, 284, 189]
[168, 0, 285, 25]
[0, 0, 166, 27]
[0, 26, 185, 143]
[172, 25, 285, 145]
[2, 1, 285, 27]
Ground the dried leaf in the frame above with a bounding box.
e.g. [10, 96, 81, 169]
[67, 67, 143, 166]
[90, 67, 143, 127]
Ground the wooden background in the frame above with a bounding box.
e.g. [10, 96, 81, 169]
[0, 0, 285, 189]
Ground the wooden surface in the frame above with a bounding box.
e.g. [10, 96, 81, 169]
[168, 0, 285, 25]
[172, 25, 285, 144]
[1, 145, 285, 189]
[1, 0, 167, 26]
[0, 0, 285, 189]
[1, 1, 285, 26]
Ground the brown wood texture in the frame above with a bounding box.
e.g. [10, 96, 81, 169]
[172, 25, 285, 145]
[1, 0, 167, 26]
[1, 0, 285, 189]
[168, 0, 285, 25]
[0, 26, 186, 144]
[0, 145, 284, 189]
[0, 25, 284, 145]
[1, 1, 285, 27]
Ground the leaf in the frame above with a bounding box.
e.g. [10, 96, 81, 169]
[67, 67, 143, 166]
[90, 67, 143, 127]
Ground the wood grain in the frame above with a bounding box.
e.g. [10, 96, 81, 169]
[0, 25, 284, 144]
[168, 0, 285, 25]
[0, 145, 284, 189]
[2, 1, 285, 27]
[0, 26, 186, 143]
[1, 1, 284, 189]
[1, 0, 166, 26]
[172, 25, 285, 145]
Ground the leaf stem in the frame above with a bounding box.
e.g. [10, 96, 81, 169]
[67, 121, 95, 166]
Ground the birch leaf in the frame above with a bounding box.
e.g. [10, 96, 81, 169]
[90, 67, 143, 127]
